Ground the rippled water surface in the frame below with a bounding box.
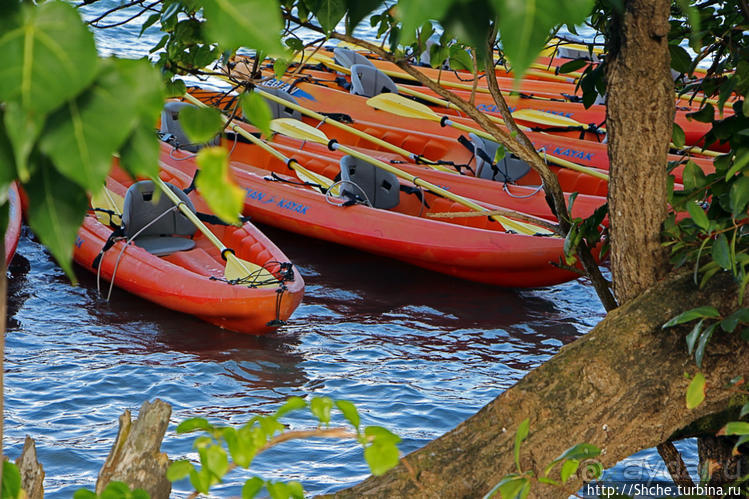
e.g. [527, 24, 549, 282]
[4, 3, 697, 497]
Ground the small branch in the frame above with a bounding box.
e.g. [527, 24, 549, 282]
[258, 427, 357, 454]
[657, 441, 696, 489]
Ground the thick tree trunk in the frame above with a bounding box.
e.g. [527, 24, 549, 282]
[606, 0, 674, 303]
[330, 271, 747, 498]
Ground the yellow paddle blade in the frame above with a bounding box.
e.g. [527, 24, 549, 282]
[495, 216, 553, 236]
[91, 187, 124, 225]
[270, 118, 329, 144]
[225, 253, 278, 288]
[512, 109, 588, 128]
[289, 161, 339, 194]
[366, 93, 440, 121]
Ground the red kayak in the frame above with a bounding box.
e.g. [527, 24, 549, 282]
[5, 183, 22, 267]
[159, 139, 590, 288]
[74, 160, 304, 334]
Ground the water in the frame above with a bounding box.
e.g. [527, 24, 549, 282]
[5, 3, 697, 497]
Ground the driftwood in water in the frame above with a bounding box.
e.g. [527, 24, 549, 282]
[15, 436, 44, 499]
[96, 399, 172, 498]
[331, 271, 748, 498]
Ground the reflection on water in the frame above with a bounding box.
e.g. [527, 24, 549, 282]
[6, 223, 609, 496]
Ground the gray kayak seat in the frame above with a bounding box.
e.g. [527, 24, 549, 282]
[557, 46, 599, 62]
[257, 86, 302, 120]
[469, 133, 531, 183]
[333, 47, 375, 69]
[339, 155, 400, 210]
[349, 64, 398, 98]
[160, 102, 221, 152]
[122, 180, 197, 256]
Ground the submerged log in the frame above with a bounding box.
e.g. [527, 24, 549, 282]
[15, 436, 44, 499]
[96, 399, 172, 498]
[332, 271, 748, 497]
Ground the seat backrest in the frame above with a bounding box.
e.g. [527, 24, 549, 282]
[469, 133, 531, 182]
[339, 155, 400, 210]
[333, 47, 375, 69]
[122, 181, 197, 239]
[349, 64, 399, 98]
[160, 102, 221, 152]
[257, 86, 302, 120]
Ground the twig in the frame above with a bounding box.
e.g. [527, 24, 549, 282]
[427, 209, 560, 235]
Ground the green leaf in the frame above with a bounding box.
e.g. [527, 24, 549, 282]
[558, 58, 588, 74]
[686, 201, 709, 231]
[189, 468, 214, 495]
[287, 481, 304, 499]
[740, 402, 749, 419]
[663, 306, 721, 328]
[345, 0, 383, 35]
[336, 400, 360, 429]
[514, 418, 530, 472]
[694, 322, 717, 368]
[2, 461, 22, 499]
[685, 319, 704, 355]
[560, 459, 579, 483]
[274, 58, 290, 79]
[72, 490, 98, 499]
[275, 396, 307, 418]
[669, 44, 692, 74]
[729, 176, 749, 217]
[686, 372, 706, 409]
[195, 146, 245, 225]
[203, 445, 229, 479]
[201, 0, 285, 56]
[267, 481, 292, 499]
[725, 148, 749, 180]
[119, 124, 161, 180]
[242, 92, 273, 138]
[224, 427, 255, 468]
[720, 421, 749, 436]
[448, 46, 474, 72]
[672, 123, 686, 149]
[25, 159, 88, 281]
[3, 101, 44, 182]
[681, 159, 706, 191]
[686, 103, 714, 123]
[0, 1, 99, 114]
[493, 0, 594, 81]
[554, 443, 600, 462]
[712, 233, 731, 270]
[176, 417, 214, 433]
[310, 396, 334, 424]
[396, 0, 452, 46]
[99, 481, 132, 499]
[495, 476, 530, 499]
[364, 425, 401, 445]
[166, 79, 187, 98]
[178, 105, 225, 145]
[675, 0, 701, 50]
[315, 0, 346, 34]
[364, 441, 399, 476]
[166, 460, 194, 482]
[242, 477, 265, 499]
[720, 308, 749, 333]
[40, 58, 163, 192]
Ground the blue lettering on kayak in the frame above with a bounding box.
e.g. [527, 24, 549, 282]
[244, 188, 308, 215]
[552, 146, 594, 162]
[542, 109, 574, 118]
[75, 236, 84, 248]
[261, 80, 316, 102]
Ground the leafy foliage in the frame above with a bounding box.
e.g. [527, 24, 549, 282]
[167, 396, 401, 496]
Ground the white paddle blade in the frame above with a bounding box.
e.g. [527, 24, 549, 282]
[270, 118, 329, 144]
[366, 93, 439, 121]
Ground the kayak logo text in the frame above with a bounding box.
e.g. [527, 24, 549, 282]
[245, 187, 309, 215]
[551, 146, 594, 162]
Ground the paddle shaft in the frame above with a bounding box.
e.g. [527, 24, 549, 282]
[182, 92, 334, 191]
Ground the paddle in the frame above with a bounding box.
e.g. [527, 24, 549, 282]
[90, 181, 276, 286]
[249, 86, 456, 173]
[298, 52, 602, 135]
[366, 93, 610, 181]
[150, 176, 278, 285]
[181, 92, 337, 193]
[269, 118, 554, 236]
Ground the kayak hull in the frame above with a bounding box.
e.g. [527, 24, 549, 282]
[73, 162, 304, 334]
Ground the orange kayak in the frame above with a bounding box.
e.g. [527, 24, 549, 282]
[74, 160, 304, 334]
[159, 141, 589, 288]
[5, 183, 22, 267]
